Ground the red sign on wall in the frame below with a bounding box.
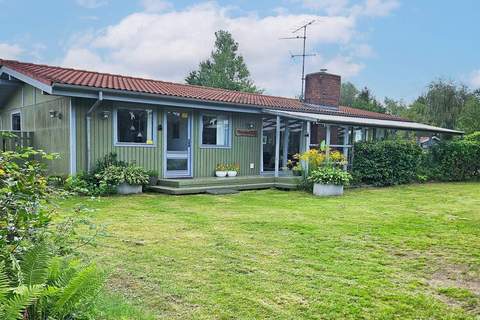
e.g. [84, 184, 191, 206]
[235, 129, 258, 137]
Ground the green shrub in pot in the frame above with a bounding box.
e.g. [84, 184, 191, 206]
[96, 165, 149, 187]
[308, 167, 352, 186]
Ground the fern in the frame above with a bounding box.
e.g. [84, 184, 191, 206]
[20, 244, 50, 286]
[0, 262, 11, 302]
[1, 285, 43, 320]
[53, 264, 105, 317]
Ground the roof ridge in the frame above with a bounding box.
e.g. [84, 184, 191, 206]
[0, 58, 299, 103]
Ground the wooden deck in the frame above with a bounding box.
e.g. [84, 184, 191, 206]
[148, 175, 302, 195]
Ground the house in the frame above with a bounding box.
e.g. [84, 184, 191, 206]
[418, 135, 441, 149]
[0, 59, 462, 193]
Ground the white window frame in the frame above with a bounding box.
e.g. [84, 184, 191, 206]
[199, 113, 232, 149]
[11, 110, 21, 131]
[113, 107, 157, 147]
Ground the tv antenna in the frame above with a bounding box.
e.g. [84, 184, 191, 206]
[280, 20, 316, 101]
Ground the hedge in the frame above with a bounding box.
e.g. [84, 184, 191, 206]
[352, 139, 424, 186]
[428, 140, 480, 181]
[352, 138, 480, 186]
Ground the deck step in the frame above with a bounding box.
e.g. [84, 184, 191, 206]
[148, 183, 275, 195]
[157, 176, 276, 188]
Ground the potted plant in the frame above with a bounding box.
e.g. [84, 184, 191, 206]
[292, 163, 303, 176]
[147, 169, 159, 186]
[215, 163, 228, 177]
[307, 166, 352, 196]
[97, 165, 149, 194]
[227, 163, 240, 177]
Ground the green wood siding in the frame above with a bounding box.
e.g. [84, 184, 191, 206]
[192, 111, 261, 177]
[73, 99, 262, 178]
[0, 84, 71, 175]
[74, 99, 164, 176]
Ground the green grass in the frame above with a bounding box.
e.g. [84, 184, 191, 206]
[57, 182, 480, 319]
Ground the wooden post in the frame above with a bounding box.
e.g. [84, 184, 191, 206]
[282, 119, 289, 168]
[325, 124, 331, 159]
[343, 126, 349, 170]
[274, 115, 280, 178]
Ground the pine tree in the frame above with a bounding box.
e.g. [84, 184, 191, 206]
[186, 30, 262, 93]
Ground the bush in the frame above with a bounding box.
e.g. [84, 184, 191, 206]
[0, 147, 57, 253]
[308, 167, 352, 186]
[352, 140, 424, 186]
[464, 131, 480, 142]
[428, 139, 480, 181]
[0, 146, 106, 319]
[96, 165, 149, 186]
[65, 153, 149, 196]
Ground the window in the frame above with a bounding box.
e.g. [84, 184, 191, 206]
[116, 108, 154, 145]
[201, 114, 231, 147]
[11, 112, 21, 131]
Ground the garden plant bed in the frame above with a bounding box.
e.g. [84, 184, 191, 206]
[57, 182, 480, 319]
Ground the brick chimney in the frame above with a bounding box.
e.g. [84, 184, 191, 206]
[304, 71, 341, 108]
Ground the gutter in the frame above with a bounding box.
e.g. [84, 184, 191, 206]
[86, 91, 103, 172]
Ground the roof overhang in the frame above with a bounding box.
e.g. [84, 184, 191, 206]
[50, 83, 264, 114]
[264, 109, 464, 135]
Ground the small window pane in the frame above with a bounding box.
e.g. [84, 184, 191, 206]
[201, 114, 230, 147]
[167, 159, 188, 171]
[117, 109, 153, 144]
[12, 113, 21, 131]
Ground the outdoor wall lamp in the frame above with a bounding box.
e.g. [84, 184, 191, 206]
[247, 122, 255, 129]
[100, 111, 111, 119]
[49, 110, 62, 119]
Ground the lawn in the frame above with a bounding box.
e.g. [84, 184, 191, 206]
[57, 183, 480, 319]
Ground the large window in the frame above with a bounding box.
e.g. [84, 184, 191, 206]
[11, 112, 21, 131]
[116, 108, 154, 145]
[200, 114, 231, 147]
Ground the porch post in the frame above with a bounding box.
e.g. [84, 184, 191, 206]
[343, 126, 350, 170]
[325, 124, 331, 159]
[282, 119, 289, 168]
[274, 115, 280, 178]
[305, 121, 311, 152]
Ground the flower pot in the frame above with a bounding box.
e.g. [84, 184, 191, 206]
[148, 176, 158, 186]
[116, 183, 143, 195]
[313, 183, 343, 197]
[227, 170, 238, 177]
[215, 171, 227, 177]
[293, 170, 302, 176]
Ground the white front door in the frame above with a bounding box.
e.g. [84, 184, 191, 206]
[164, 110, 192, 178]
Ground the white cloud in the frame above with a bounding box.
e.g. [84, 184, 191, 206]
[141, 0, 173, 13]
[61, 1, 395, 97]
[297, 0, 400, 17]
[357, 0, 400, 17]
[0, 43, 23, 59]
[470, 70, 480, 89]
[76, 0, 108, 9]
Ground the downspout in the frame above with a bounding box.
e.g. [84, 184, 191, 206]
[86, 91, 103, 172]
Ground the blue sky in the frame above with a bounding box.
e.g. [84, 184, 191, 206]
[1, 0, 479, 103]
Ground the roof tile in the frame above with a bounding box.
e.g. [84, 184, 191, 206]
[0, 58, 408, 122]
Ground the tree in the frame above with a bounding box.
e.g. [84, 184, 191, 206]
[384, 97, 407, 116]
[340, 82, 359, 107]
[186, 30, 262, 93]
[424, 79, 469, 129]
[457, 95, 480, 134]
[340, 82, 385, 113]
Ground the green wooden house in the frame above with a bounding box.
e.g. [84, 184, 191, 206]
[0, 59, 462, 193]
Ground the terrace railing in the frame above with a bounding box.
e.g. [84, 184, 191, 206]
[0, 130, 34, 152]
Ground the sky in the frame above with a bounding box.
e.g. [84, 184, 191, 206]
[1, 0, 479, 103]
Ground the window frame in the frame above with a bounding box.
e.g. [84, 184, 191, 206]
[11, 111, 21, 131]
[113, 107, 157, 148]
[199, 112, 232, 149]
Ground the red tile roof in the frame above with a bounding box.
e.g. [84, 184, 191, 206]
[0, 58, 407, 122]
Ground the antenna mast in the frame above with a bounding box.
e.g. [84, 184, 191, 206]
[280, 20, 316, 101]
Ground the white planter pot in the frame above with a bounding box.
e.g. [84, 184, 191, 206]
[215, 171, 227, 177]
[116, 183, 143, 195]
[313, 183, 344, 197]
[227, 171, 238, 177]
